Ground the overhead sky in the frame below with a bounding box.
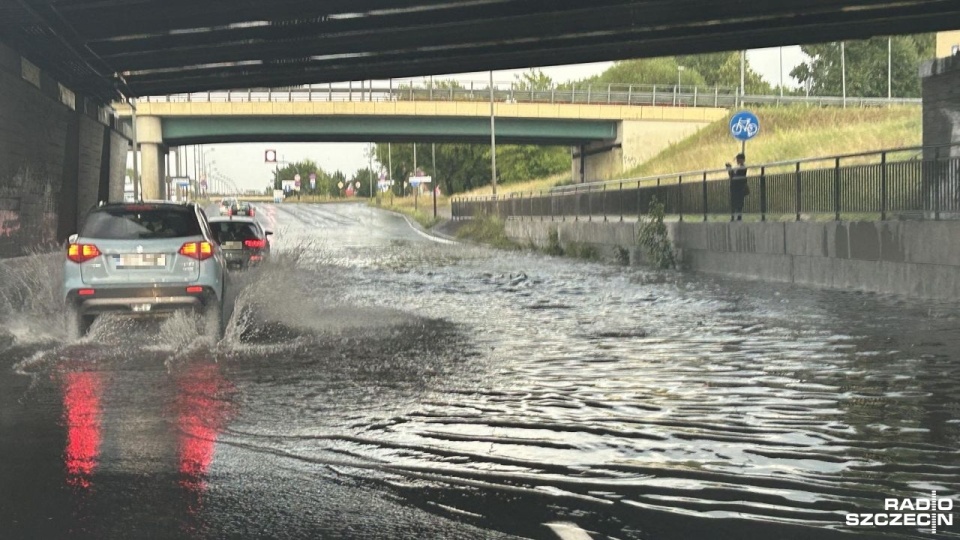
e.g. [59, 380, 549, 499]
[163, 47, 807, 194]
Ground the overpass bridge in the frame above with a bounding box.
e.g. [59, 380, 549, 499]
[114, 86, 731, 200]
[114, 83, 920, 200]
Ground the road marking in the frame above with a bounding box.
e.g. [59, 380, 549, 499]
[545, 522, 593, 540]
[401, 215, 457, 245]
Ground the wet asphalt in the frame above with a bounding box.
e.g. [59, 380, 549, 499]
[1, 202, 959, 540]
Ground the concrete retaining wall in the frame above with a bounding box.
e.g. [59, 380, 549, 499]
[573, 119, 711, 182]
[504, 219, 960, 301]
[922, 54, 960, 159]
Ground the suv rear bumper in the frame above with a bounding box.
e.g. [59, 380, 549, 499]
[66, 286, 217, 315]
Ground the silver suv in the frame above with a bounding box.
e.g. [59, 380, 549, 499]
[62, 202, 226, 338]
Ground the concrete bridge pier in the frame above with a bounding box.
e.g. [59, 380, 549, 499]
[571, 119, 713, 183]
[136, 116, 167, 201]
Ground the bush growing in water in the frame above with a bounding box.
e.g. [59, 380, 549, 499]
[454, 215, 519, 250]
[637, 197, 676, 269]
[544, 227, 564, 256]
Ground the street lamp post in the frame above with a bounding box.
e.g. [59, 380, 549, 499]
[675, 66, 685, 106]
[841, 41, 847, 108]
[490, 70, 497, 198]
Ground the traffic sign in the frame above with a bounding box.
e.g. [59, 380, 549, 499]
[729, 111, 760, 141]
[409, 175, 432, 186]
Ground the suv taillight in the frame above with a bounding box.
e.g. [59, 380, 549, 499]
[67, 243, 101, 264]
[179, 241, 214, 260]
[244, 239, 266, 249]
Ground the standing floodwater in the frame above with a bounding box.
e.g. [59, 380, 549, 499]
[1, 203, 958, 539]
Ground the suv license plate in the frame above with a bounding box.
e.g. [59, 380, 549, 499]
[116, 254, 166, 268]
[132, 304, 153, 312]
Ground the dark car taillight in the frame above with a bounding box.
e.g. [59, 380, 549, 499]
[243, 239, 266, 249]
[67, 244, 101, 264]
[179, 241, 214, 260]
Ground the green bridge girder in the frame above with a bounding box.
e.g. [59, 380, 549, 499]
[157, 116, 619, 146]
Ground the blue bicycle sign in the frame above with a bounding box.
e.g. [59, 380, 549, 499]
[729, 111, 760, 141]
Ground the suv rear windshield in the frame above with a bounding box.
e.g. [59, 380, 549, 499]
[81, 206, 202, 239]
[210, 221, 261, 242]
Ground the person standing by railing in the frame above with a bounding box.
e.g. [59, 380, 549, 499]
[726, 153, 749, 221]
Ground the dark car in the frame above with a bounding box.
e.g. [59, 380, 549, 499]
[230, 200, 255, 217]
[207, 216, 271, 270]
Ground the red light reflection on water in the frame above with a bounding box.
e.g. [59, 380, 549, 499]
[61, 371, 103, 489]
[176, 363, 235, 497]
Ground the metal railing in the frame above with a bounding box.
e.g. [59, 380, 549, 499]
[452, 145, 960, 222]
[136, 81, 920, 109]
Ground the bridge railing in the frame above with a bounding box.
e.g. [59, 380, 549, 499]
[138, 82, 920, 109]
[451, 144, 960, 222]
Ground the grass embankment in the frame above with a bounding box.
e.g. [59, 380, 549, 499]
[376, 107, 921, 234]
[452, 106, 921, 200]
[624, 106, 922, 178]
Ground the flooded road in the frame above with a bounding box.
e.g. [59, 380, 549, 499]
[1, 202, 959, 539]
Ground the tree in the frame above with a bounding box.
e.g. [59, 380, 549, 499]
[272, 159, 324, 192]
[569, 53, 770, 94]
[790, 34, 933, 97]
[374, 142, 570, 196]
[329, 170, 347, 198]
[676, 52, 769, 93]
[513, 68, 553, 91]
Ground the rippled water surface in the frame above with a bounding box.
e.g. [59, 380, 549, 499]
[1, 203, 959, 539]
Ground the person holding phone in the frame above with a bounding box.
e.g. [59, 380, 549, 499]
[725, 153, 749, 221]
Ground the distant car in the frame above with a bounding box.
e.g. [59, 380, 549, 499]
[62, 202, 226, 338]
[218, 198, 235, 216]
[207, 216, 271, 270]
[233, 201, 255, 217]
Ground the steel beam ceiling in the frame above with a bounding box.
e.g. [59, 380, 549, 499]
[2, 0, 959, 103]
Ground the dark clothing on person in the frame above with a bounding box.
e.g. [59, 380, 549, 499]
[728, 163, 748, 220]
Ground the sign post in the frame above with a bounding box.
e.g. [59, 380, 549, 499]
[409, 171, 431, 212]
[729, 110, 760, 155]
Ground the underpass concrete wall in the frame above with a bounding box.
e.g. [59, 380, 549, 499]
[0, 41, 128, 257]
[503, 219, 960, 301]
[572, 118, 713, 182]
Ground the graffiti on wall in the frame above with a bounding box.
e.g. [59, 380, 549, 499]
[0, 166, 59, 257]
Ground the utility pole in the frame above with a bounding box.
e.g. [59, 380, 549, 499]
[432, 142, 437, 218]
[490, 70, 497, 197]
[779, 47, 784, 100]
[739, 50, 745, 107]
[841, 41, 847, 108]
[388, 142, 393, 199]
[888, 36, 892, 99]
[413, 143, 418, 210]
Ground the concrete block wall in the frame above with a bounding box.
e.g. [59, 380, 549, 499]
[922, 54, 960, 159]
[0, 41, 128, 257]
[504, 219, 960, 301]
[678, 221, 960, 300]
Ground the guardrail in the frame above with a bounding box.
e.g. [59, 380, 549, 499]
[452, 145, 960, 222]
[136, 82, 920, 109]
